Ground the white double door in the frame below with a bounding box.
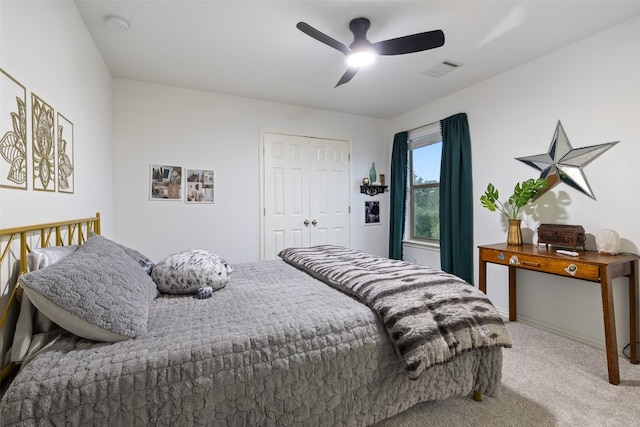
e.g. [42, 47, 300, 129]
[261, 131, 351, 260]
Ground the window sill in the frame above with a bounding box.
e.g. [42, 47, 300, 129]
[403, 240, 440, 251]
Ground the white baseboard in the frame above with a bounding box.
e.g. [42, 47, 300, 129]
[495, 307, 624, 354]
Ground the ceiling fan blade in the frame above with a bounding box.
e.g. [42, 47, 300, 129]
[297, 22, 350, 55]
[335, 68, 358, 87]
[374, 30, 445, 55]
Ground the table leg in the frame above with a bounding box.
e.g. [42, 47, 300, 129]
[479, 257, 487, 294]
[600, 266, 620, 385]
[630, 259, 638, 364]
[508, 266, 517, 321]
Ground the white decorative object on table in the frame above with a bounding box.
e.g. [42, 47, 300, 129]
[596, 229, 620, 255]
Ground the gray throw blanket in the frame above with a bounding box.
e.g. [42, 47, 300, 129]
[279, 245, 512, 379]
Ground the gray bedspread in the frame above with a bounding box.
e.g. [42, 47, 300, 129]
[279, 245, 511, 379]
[0, 261, 504, 426]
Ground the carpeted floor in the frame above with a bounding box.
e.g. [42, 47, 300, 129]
[375, 321, 640, 426]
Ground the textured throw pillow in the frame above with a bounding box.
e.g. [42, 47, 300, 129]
[118, 242, 155, 274]
[18, 234, 159, 342]
[152, 249, 232, 295]
[90, 231, 155, 274]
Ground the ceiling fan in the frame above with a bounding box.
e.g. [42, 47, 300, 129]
[296, 17, 445, 87]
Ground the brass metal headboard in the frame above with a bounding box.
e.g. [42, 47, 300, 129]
[0, 213, 101, 382]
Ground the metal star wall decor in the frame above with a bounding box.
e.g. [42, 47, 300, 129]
[516, 120, 618, 200]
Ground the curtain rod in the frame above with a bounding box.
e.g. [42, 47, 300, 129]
[407, 120, 439, 133]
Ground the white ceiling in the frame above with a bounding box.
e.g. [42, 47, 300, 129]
[75, 0, 640, 119]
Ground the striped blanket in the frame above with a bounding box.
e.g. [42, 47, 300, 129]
[279, 245, 511, 379]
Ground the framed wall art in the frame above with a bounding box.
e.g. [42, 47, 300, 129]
[365, 200, 380, 225]
[1, 68, 27, 190]
[150, 164, 182, 200]
[185, 168, 214, 203]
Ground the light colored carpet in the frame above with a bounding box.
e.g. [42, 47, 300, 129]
[375, 321, 640, 426]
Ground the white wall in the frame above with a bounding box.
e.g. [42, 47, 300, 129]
[0, 0, 114, 235]
[112, 79, 391, 263]
[391, 17, 640, 352]
[0, 0, 113, 363]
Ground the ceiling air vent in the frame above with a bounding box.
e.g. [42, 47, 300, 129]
[421, 60, 463, 77]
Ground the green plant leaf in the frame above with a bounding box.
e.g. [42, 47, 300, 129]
[480, 177, 547, 220]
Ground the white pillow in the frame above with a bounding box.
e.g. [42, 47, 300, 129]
[151, 249, 232, 294]
[28, 245, 78, 271]
[11, 245, 79, 364]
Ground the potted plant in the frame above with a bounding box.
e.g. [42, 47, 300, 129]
[480, 177, 548, 245]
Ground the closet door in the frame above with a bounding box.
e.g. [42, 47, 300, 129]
[262, 132, 350, 260]
[308, 138, 350, 247]
[262, 132, 311, 259]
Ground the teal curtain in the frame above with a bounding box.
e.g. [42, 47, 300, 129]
[439, 113, 474, 284]
[388, 131, 408, 260]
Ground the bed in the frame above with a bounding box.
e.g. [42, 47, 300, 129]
[0, 215, 511, 426]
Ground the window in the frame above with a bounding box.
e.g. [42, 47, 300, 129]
[408, 125, 442, 243]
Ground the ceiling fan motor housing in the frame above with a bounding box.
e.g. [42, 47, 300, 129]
[349, 17, 376, 51]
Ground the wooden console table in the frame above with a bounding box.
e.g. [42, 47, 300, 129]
[478, 243, 638, 385]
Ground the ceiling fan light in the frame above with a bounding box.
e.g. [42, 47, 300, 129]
[347, 50, 376, 68]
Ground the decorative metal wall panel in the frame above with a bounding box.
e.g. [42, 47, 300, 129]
[0, 68, 27, 190]
[57, 113, 74, 194]
[31, 93, 56, 192]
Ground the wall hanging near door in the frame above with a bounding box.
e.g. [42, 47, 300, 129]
[150, 164, 182, 200]
[185, 168, 214, 203]
[365, 200, 380, 225]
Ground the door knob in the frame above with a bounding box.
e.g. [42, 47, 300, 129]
[304, 220, 310, 226]
[311, 219, 317, 226]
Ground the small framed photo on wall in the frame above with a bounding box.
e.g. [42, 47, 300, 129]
[365, 200, 380, 225]
[185, 168, 214, 203]
[150, 164, 182, 200]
